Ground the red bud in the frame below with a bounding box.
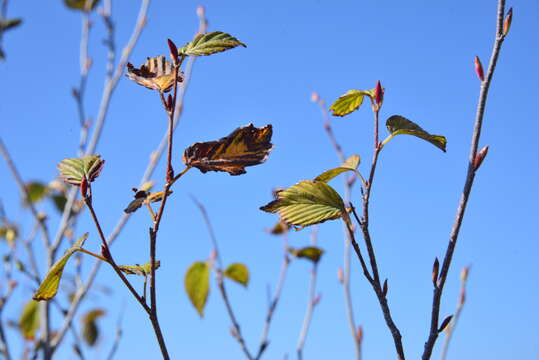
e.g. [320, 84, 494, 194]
[166, 94, 173, 111]
[196, 5, 206, 18]
[313, 293, 322, 306]
[337, 268, 344, 283]
[375, 80, 383, 106]
[503, 8, 512, 36]
[167, 38, 179, 64]
[310, 91, 320, 103]
[356, 326, 363, 344]
[80, 177, 88, 199]
[474, 56, 485, 82]
[473, 146, 489, 171]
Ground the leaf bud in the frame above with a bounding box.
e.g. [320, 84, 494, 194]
[474, 56, 485, 82]
[356, 326, 364, 344]
[382, 278, 388, 297]
[438, 315, 453, 333]
[313, 293, 322, 306]
[196, 5, 206, 18]
[460, 266, 470, 282]
[375, 80, 383, 107]
[473, 146, 489, 171]
[167, 39, 179, 65]
[337, 267, 344, 284]
[310, 91, 320, 103]
[432, 257, 440, 287]
[80, 177, 88, 199]
[503, 8, 512, 36]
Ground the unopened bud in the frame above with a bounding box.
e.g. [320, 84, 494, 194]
[196, 5, 206, 18]
[313, 293, 322, 306]
[382, 279, 388, 297]
[474, 56, 485, 82]
[337, 268, 344, 283]
[101, 245, 112, 261]
[229, 325, 239, 339]
[438, 315, 453, 333]
[166, 94, 173, 111]
[460, 266, 470, 282]
[503, 8, 512, 36]
[209, 249, 218, 263]
[356, 326, 364, 344]
[8, 280, 17, 290]
[473, 146, 489, 171]
[80, 177, 88, 199]
[432, 257, 440, 287]
[167, 38, 179, 64]
[375, 80, 383, 107]
[310, 91, 320, 103]
[459, 289, 466, 305]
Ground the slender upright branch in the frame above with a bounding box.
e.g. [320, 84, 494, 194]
[422, 2, 508, 358]
[313, 93, 362, 359]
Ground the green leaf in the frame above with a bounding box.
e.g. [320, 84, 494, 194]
[119, 260, 160, 276]
[223, 263, 249, 287]
[64, 0, 100, 11]
[24, 182, 49, 204]
[260, 180, 345, 228]
[0, 18, 22, 32]
[51, 194, 68, 213]
[58, 155, 105, 186]
[330, 89, 373, 117]
[179, 31, 246, 57]
[185, 261, 210, 317]
[81, 309, 105, 347]
[385, 115, 447, 152]
[314, 154, 360, 183]
[19, 300, 40, 340]
[33, 233, 88, 301]
[289, 246, 325, 263]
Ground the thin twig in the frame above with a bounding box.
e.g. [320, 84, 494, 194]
[422, 1, 508, 358]
[255, 237, 290, 360]
[106, 305, 125, 360]
[192, 197, 254, 360]
[296, 228, 320, 360]
[439, 267, 470, 360]
[313, 93, 361, 359]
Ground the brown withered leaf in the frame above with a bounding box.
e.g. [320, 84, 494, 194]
[124, 188, 172, 214]
[126, 56, 184, 92]
[183, 124, 273, 176]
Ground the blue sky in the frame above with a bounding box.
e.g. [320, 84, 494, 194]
[1, 0, 538, 359]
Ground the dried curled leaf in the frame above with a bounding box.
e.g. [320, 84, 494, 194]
[119, 260, 161, 276]
[260, 180, 345, 228]
[126, 56, 184, 92]
[81, 309, 105, 347]
[33, 233, 88, 301]
[330, 89, 375, 117]
[385, 115, 447, 152]
[183, 124, 273, 176]
[223, 263, 249, 287]
[179, 31, 246, 56]
[58, 155, 105, 186]
[123, 189, 172, 214]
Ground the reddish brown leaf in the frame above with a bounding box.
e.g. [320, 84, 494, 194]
[182, 124, 273, 176]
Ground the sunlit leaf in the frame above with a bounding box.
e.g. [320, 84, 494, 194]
[184, 261, 210, 317]
[24, 182, 49, 204]
[289, 246, 325, 263]
[385, 115, 447, 152]
[126, 56, 183, 93]
[0, 18, 22, 32]
[58, 155, 105, 186]
[330, 89, 374, 117]
[33, 233, 88, 301]
[179, 31, 246, 57]
[19, 300, 40, 340]
[223, 263, 249, 287]
[183, 124, 273, 176]
[314, 154, 360, 183]
[64, 0, 100, 11]
[260, 180, 345, 228]
[81, 309, 105, 347]
[268, 221, 290, 235]
[0, 224, 18, 247]
[119, 260, 160, 276]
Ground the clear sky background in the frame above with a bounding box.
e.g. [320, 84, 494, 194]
[1, 0, 538, 359]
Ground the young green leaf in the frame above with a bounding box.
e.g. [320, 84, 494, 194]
[223, 263, 249, 287]
[185, 261, 210, 317]
[58, 155, 105, 186]
[33, 233, 89, 301]
[19, 300, 40, 340]
[289, 246, 325, 263]
[178, 31, 246, 57]
[81, 309, 105, 347]
[119, 260, 161, 276]
[329, 89, 374, 117]
[385, 115, 447, 152]
[260, 180, 345, 228]
[24, 182, 49, 204]
[314, 154, 360, 183]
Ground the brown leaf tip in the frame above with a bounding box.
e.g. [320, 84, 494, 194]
[183, 123, 273, 176]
